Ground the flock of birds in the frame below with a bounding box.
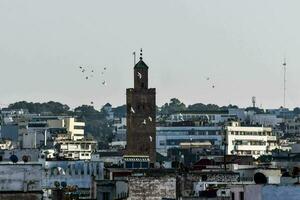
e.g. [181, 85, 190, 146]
[78, 65, 108, 105]
[79, 65, 107, 86]
[206, 77, 216, 89]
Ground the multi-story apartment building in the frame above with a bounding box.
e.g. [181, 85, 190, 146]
[225, 122, 278, 159]
[48, 117, 85, 141]
[57, 139, 97, 160]
[156, 126, 223, 156]
[170, 110, 238, 125]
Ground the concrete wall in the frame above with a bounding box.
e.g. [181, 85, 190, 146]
[0, 124, 18, 142]
[244, 185, 300, 200]
[43, 160, 104, 189]
[0, 193, 42, 200]
[262, 185, 300, 200]
[0, 164, 42, 192]
[127, 175, 176, 200]
[2, 148, 40, 162]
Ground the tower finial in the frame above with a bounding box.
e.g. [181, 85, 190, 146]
[140, 48, 143, 60]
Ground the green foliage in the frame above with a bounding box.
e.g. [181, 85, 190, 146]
[8, 101, 70, 115]
[112, 105, 126, 118]
[159, 98, 239, 115]
[245, 107, 265, 114]
[160, 98, 187, 115]
[187, 103, 219, 111]
[293, 107, 300, 115]
[74, 105, 114, 149]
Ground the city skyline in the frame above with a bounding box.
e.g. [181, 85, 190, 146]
[0, 0, 299, 109]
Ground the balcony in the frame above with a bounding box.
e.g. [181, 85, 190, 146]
[267, 136, 277, 141]
[235, 145, 266, 151]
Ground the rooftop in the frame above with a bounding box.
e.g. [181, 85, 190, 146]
[134, 59, 149, 69]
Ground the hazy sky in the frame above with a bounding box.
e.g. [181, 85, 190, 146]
[0, 0, 299, 109]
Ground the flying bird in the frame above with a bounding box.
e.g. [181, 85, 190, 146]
[137, 72, 142, 79]
[131, 107, 135, 113]
[148, 116, 152, 122]
[142, 119, 147, 125]
[149, 136, 153, 142]
[102, 81, 107, 86]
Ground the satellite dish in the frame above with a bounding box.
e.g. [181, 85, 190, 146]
[22, 155, 28, 163]
[10, 155, 18, 163]
[54, 181, 60, 188]
[254, 172, 267, 184]
[61, 181, 67, 188]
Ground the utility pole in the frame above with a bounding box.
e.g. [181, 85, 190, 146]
[283, 58, 287, 108]
[133, 51, 136, 66]
[223, 126, 227, 171]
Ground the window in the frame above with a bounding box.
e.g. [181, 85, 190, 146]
[141, 162, 149, 168]
[231, 192, 235, 200]
[133, 162, 140, 168]
[103, 192, 111, 200]
[125, 162, 132, 169]
[74, 126, 84, 129]
[240, 192, 244, 200]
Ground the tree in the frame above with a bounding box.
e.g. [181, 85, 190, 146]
[112, 105, 126, 118]
[293, 107, 300, 115]
[160, 98, 186, 115]
[74, 105, 114, 148]
[8, 101, 70, 115]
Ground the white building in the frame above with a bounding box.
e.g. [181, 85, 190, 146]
[170, 110, 237, 124]
[249, 114, 282, 127]
[23, 131, 37, 148]
[156, 126, 223, 156]
[57, 139, 97, 160]
[225, 122, 278, 159]
[48, 117, 85, 141]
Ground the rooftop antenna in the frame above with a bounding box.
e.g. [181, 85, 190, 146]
[133, 51, 136, 66]
[252, 96, 256, 108]
[283, 58, 287, 108]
